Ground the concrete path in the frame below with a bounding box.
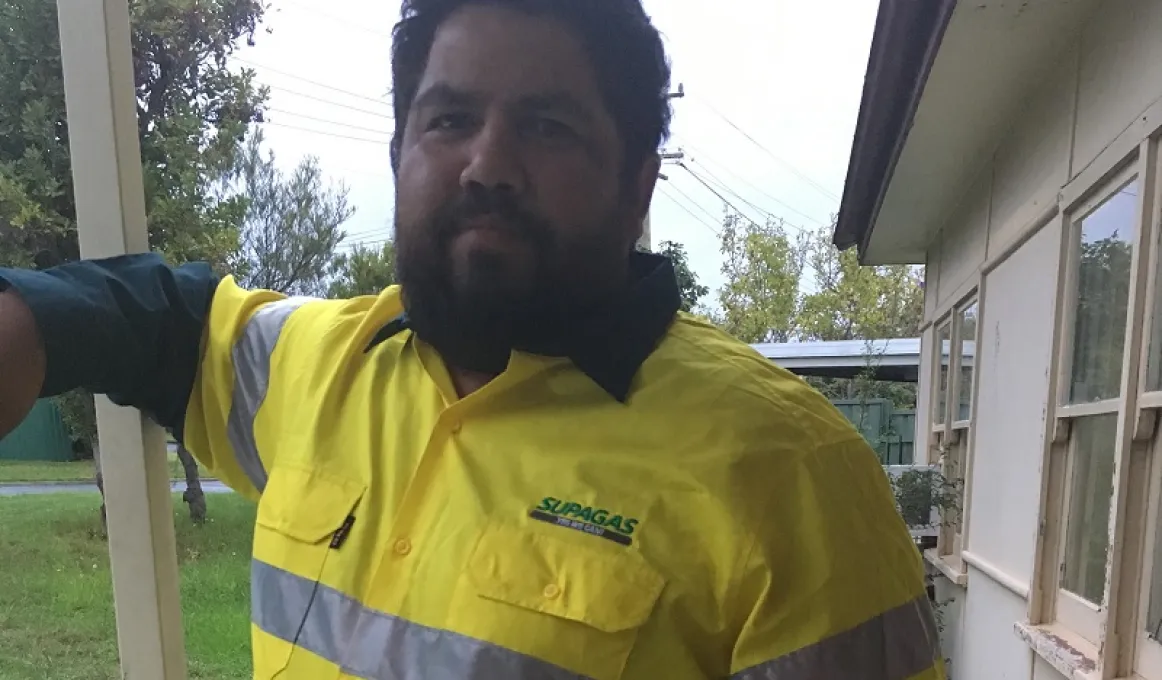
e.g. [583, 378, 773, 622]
[0, 480, 231, 496]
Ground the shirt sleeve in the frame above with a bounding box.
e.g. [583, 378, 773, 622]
[0, 254, 298, 501]
[728, 436, 946, 680]
[0, 253, 219, 440]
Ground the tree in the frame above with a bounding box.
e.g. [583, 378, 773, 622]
[709, 213, 924, 408]
[654, 240, 708, 313]
[797, 223, 923, 342]
[713, 213, 807, 343]
[0, 0, 266, 272]
[328, 240, 396, 298]
[232, 131, 354, 295]
[795, 222, 924, 407]
[0, 0, 268, 524]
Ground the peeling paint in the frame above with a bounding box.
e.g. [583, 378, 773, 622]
[1014, 622, 1097, 678]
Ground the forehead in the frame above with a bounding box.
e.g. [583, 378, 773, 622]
[418, 5, 605, 109]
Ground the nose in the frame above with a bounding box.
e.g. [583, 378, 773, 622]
[459, 118, 527, 196]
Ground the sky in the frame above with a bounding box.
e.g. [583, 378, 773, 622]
[235, 0, 879, 298]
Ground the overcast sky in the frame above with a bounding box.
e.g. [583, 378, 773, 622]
[235, 0, 878, 298]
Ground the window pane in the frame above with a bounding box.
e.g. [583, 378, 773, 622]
[1068, 181, 1137, 404]
[957, 301, 978, 422]
[935, 324, 951, 425]
[1061, 414, 1119, 605]
[1145, 488, 1162, 640]
[1147, 206, 1162, 392]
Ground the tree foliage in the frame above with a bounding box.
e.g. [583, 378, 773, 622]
[0, 0, 268, 450]
[714, 214, 807, 343]
[653, 239, 708, 313]
[232, 131, 354, 295]
[328, 240, 396, 299]
[797, 225, 923, 341]
[711, 211, 924, 407]
[1070, 232, 1134, 402]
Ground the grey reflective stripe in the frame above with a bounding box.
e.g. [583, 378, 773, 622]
[226, 297, 312, 493]
[251, 559, 588, 680]
[731, 595, 940, 680]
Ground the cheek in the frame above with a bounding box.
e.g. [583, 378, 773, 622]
[533, 160, 621, 228]
[395, 149, 462, 228]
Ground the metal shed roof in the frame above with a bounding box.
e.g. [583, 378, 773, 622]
[749, 337, 973, 382]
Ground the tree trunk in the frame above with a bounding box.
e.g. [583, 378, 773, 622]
[178, 444, 206, 524]
[94, 443, 107, 534]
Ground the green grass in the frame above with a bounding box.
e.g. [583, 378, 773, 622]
[0, 453, 205, 484]
[0, 492, 254, 679]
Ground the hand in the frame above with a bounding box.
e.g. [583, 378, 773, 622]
[0, 289, 46, 439]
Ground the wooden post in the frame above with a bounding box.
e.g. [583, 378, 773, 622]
[56, 0, 188, 677]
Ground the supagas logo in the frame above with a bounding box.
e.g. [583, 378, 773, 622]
[529, 497, 639, 546]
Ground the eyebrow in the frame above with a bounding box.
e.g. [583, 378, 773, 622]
[411, 82, 486, 113]
[412, 82, 596, 125]
[516, 92, 596, 125]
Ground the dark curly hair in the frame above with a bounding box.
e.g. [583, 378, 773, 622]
[389, 0, 672, 185]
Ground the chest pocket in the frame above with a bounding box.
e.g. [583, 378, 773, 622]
[251, 465, 366, 679]
[446, 523, 665, 680]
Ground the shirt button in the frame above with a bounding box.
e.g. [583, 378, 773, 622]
[393, 539, 412, 556]
[450, 420, 463, 435]
[542, 584, 561, 599]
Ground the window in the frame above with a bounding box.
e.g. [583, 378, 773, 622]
[934, 322, 951, 428]
[1061, 414, 1118, 605]
[929, 297, 977, 570]
[1134, 149, 1162, 676]
[1047, 170, 1140, 647]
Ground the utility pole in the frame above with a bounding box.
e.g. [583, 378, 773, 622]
[638, 149, 686, 252]
[639, 85, 686, 252]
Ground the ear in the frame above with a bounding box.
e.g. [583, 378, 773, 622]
[633, 153, 662, 220]
[625, 153, 661, 246]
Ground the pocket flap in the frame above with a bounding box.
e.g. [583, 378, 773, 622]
[256, 465, 366, 544]
[466, 524, 665, 633]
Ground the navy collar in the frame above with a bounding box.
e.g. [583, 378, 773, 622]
[365, 251, 681, 402]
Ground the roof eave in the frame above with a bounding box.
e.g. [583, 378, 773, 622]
[833, 0, 957, 262]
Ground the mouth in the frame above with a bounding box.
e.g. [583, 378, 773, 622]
[454, 216, 529, 248]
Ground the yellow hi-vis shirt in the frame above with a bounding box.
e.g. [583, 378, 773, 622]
[183, 278, 944, 680]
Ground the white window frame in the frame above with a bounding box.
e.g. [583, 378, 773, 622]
[1031, 142, 1158, 677]
[926, 293, 979, 581]
[1130, 136, 1162, 679]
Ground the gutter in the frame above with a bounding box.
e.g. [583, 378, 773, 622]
[833, 0, 957, 259]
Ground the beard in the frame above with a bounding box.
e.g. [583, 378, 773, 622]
[395, 186, 613, 374]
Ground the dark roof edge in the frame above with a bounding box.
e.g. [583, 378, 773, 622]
[833, 0, 957, 258]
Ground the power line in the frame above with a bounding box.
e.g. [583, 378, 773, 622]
[662, 179, 726, 227]
[675, 139, 826, 226]
[683, 162, 779, 224]
[267, 107, 392, 136]
[690, 94, 839, 202]
[262, 120, 391, 144]
[680, 162, 801, 231]
[270, 85, 394, 120]
[656, 184, 720, 237]
[237, 57, 391, 106]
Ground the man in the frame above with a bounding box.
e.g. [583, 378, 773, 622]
[0, 0, 945, 678]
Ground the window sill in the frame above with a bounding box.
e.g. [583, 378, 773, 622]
[1014, 621, 1100, 680]
[924, 548, 968, 587]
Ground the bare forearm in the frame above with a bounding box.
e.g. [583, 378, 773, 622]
[0, 290, 46, 439]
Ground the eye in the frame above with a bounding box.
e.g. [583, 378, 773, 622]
[528, 117, 576, 141]
[426, 112, 474, 133]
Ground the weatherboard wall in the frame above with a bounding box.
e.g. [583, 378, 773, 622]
[916, 0, 1162, 677]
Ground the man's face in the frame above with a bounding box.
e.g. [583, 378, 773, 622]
[393, 4, 657, 366]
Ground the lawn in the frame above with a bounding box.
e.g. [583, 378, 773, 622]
[0, 452, 205, 484]
[0, 491, 254, 679]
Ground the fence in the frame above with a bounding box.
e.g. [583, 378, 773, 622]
[0, 399, 74, 462]
[831, 398, 916, 465]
